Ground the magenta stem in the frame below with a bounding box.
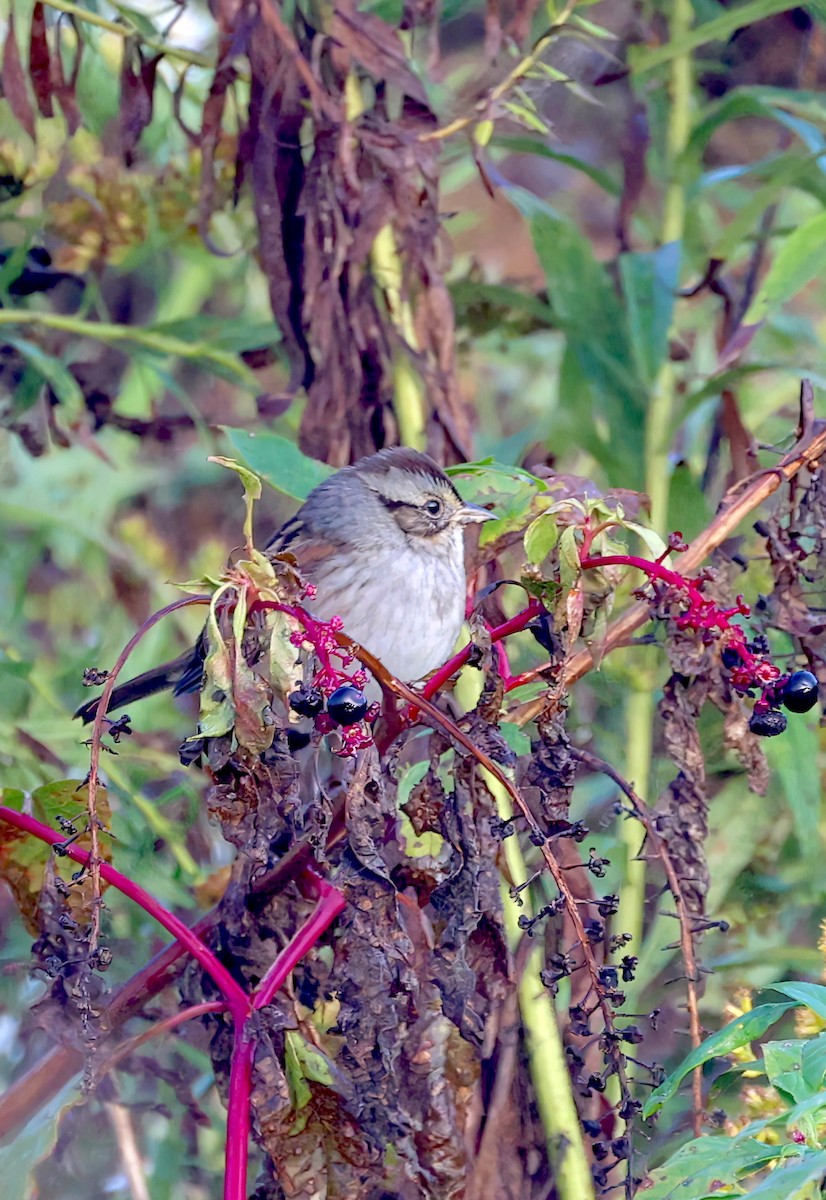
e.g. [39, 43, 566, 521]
[224, 1025, 255, 1200]
[421, 598, 543, 700]
[579, 553, 696, 595]
[253, 873, 346, 1011]
[0, 805, 249, 1017]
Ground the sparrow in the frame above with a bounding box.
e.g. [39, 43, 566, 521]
[76, 447, 494, 724]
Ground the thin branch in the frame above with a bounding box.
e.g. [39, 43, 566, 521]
[83, 595, 210, 957]
[418, 0, 579, 143]
[92, 1002, 228, 1083]
[511, 410, 826, 724]
[571, 747, 704, 1136]
[253, 872, 345, 1011]
[43, 0, 214, 68]
[0, 805, 248, 1015]
[0, 311, 261, 389]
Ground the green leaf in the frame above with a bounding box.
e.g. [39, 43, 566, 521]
[222, 428, 334, 502]
[558, 525, 581, 593]
[492, 135, 620, 195]
[770, 981, 826, 1022]
[524, 513, 559, 564]
[498, 721, 531, 757]
[618, 243, 682, 384]
[643, 1002, 798, 1117]
[742, 211, 826, 328]
[802, 1033, 826, 1093]
[285, 1030, 336, 1111]
[744, 1149, 826, 1198]
[4, 334, 84, 410]
[508, 193, 647, 485]
[208, 456, 262, 551]
[640, 1135, 784, 1200]
[763, 1039, 809, 1103]
[765, 714, 821, 859]
[620, 520, 670, 563]
[152, 315, 281, 355]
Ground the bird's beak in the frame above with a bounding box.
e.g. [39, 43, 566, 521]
[459, 502, 497, 525]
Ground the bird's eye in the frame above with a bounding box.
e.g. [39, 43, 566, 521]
[424, 499, 443, 516]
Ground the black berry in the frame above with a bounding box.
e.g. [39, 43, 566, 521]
[749, 708, 787, 737]
[721, 646, 742, 669]
[286, 729, 312, 751]
[780, 670, 819, 714]
[326, 685, 368, 726]
[289, 686, 324, 718]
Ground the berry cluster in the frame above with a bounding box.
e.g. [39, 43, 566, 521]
[580, 532, 820, 738]
[721, 634, 818, 736]
[286, 603, 377, 755]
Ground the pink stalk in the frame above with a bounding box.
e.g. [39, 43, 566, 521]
[579, 554, 696, 596]
[225, 1028, 255, 1200]
[0, 805, 248, 1016]
[253, 873, 346, 1011]
[421, 599, 543, 701]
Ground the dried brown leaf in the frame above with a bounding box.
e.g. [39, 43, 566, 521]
[3, 16, 36, 139]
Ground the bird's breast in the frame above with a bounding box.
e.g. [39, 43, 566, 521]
[306, 544, 466, 682]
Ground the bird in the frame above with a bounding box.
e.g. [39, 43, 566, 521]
[76, 447, 495, 724]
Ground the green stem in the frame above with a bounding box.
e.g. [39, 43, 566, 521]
[489, 773, 595, 1200]
[370, 224, 426, 450]
[0, 310, 260, 390]
[616, 685, 654, 954]
[43, 0, 214, 68]
[624, 0, 693, 1020]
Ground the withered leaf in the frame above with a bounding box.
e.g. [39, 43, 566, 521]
[119, 41, 161, 166]
[28, 2, 53, 119]
[3, 16, 36, 139]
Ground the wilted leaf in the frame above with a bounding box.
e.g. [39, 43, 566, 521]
[3, 16, 36, 139]
[28, 3, 53, 119]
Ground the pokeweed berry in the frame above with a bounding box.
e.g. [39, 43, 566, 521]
[780, 670, 819, 714]
[289, 686, 324, 718]
[749, 708, 788, 737]
[326, 685, 369, 726]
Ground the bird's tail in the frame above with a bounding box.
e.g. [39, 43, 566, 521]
[74, 642, 205, 724]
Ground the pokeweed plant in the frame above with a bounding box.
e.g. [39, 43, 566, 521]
[2, 0, 826, 1197]
[2, 400, 825, 1198]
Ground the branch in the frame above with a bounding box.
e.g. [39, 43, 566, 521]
[43, 0, 214, 68]
[511, 410, 826, 725]
[0, 311, 260, 388]
[0, 805, 248, 1016]
[83, 594, 210, 955]
[571, 747, 705, 1136]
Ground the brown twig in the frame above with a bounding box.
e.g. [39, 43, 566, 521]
[84, 595, 211, 953]
[510, 405, 826, 725]
[571, 747, 705, 1137]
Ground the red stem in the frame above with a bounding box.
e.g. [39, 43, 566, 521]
[0, 805, 249, 1017]
[253, 872, 346, 1011]
[579, 553, 697, 595]
[420, 598, 543, 700]
[225, 1027, 255, 1200]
